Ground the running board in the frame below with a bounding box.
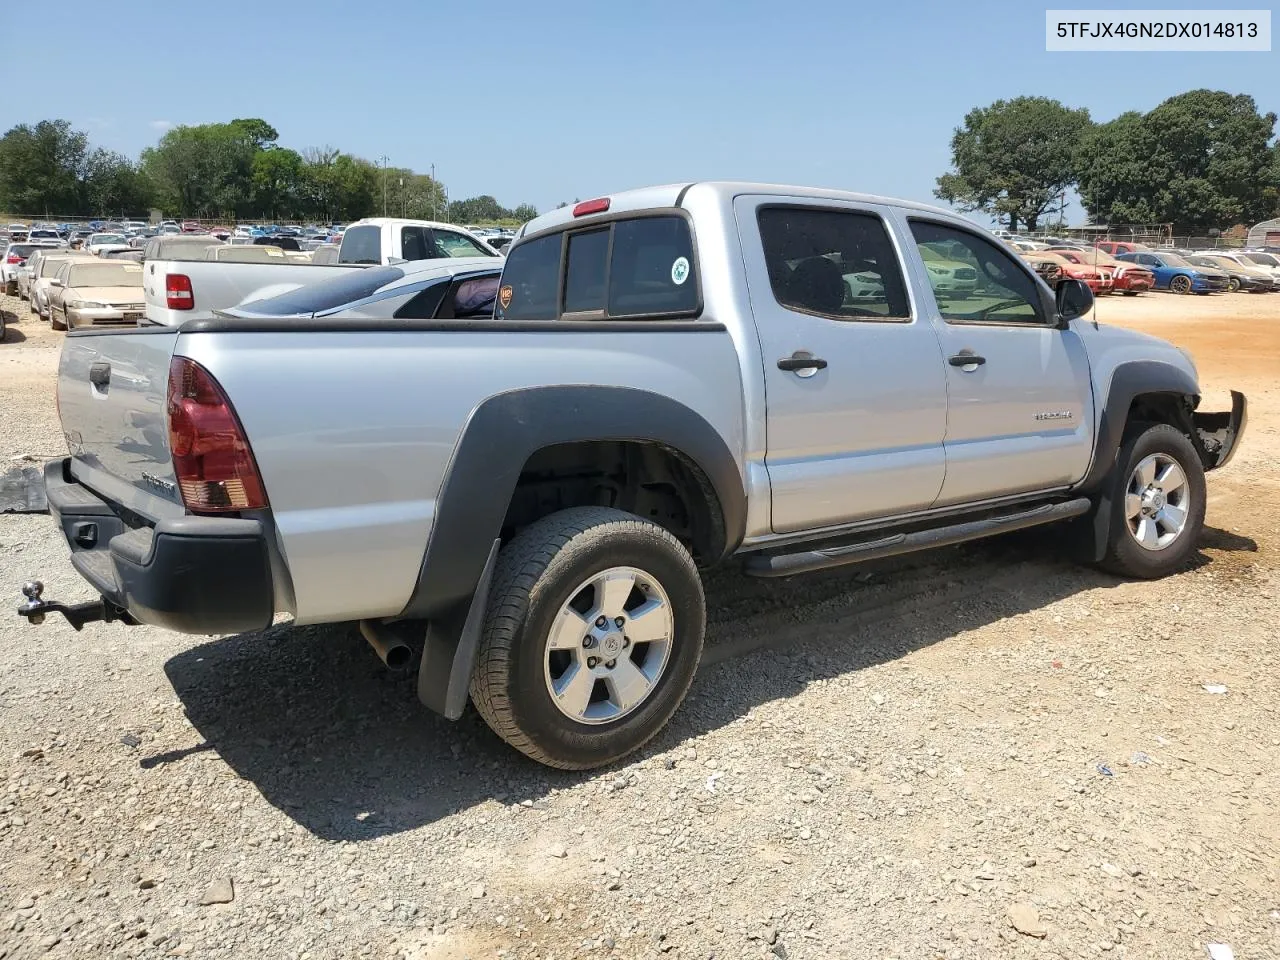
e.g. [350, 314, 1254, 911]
[743, 497, 1093, 578]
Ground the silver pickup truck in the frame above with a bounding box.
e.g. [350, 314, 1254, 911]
[18, 182, 1247, 770]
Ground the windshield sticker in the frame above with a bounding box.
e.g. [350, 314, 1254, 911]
[671, 256, 690, 285]
[498, 284, 513, 310]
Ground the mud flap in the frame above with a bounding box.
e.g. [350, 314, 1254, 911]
[1193, 390, 1247, 470]
[416, 539, 501, 720]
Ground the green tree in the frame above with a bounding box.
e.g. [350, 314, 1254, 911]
[935, 97, 1092, 231]
[448, 195, 506, 223]
[0, 119, 89, 215]
[84, 149, 153, 216]
[252, 147, 304, 219]
[511, 203, 538, 222]
[1077, 90, 1278, 231]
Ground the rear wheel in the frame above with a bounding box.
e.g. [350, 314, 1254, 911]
[1099, 423, 1205, 579]
[470, 507, 706, 770]
[1169, 275, 1193, 295]
[1227, 277, 1241, 292]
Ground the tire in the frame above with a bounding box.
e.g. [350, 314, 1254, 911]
[1098, 423, 1206, 579]
[51, 309, 67, 332]
[1227, 277, 1240, 292]
[1169, 274, 1193, 295]
[1122, 291, 1139, 297]
[470, 506, 705, 770]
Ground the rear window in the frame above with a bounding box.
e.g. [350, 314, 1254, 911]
[339, 225, 381, 264]
[67, 263, 143, 286]
[237, 265, 405, 315]
[496, 214, 698, 321]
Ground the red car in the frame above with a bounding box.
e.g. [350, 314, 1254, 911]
[1047, 249, 1154, 296]
[1024, 253, 1113, 294]
[1095, 240, 1149, 257]
[180, 220, 203, 233]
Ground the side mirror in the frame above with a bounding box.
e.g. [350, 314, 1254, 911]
[50, 279, 63, 287]
[1055, 277, 1093, 325]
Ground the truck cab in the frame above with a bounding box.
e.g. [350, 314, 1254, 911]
[337, 217, 504, 265]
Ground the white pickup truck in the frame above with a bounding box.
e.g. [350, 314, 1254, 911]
[336, 218, 504, 265]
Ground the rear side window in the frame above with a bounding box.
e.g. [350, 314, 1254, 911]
[758, 207, 910, 320]
[339, 225, 381, 264]
[434, 229, 497, 258]
[496, 214, 699, 321]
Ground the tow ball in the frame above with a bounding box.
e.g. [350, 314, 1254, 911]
[16, 581, 134, 631]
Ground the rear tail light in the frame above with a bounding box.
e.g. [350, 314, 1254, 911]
[6, 253, 20, 263]
[165, 273, 194, 310]
[167, 356, 267, 512]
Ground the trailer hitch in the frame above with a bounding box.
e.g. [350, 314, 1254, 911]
[17, 581, 136, 631]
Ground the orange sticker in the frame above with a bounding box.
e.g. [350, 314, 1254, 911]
[498, 284, 513, 310]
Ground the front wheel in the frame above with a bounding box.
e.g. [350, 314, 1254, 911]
[1169, 275, 1193, 295]
[1227, 277, 1241, 292]
[1099, 423, 1206, 579]
[470, 506, 706, 770]
[51, 309, 67, 332]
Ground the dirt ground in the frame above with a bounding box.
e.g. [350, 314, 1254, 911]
[0, 290, 1277, 960]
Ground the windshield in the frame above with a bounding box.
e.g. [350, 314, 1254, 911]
[1243, 253, 1278, 267]
[67, 263, 144, 287]
[1159, 254, 1193, 268]
[91, 234, 127, 245]
[10, 244, 38, 258]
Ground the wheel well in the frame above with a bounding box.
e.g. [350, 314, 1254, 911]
[500, 440, 726, 564]
[1126, 392, 1196, 434]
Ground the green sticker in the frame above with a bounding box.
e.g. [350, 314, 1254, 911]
[671, 256, 690, 285]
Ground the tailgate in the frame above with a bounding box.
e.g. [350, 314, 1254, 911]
[57, 328, 185, 517]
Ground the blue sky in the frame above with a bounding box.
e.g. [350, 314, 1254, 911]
[2, 0, 1276, 223]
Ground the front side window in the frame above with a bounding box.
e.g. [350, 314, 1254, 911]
[909, 220, 1043, 324]
[433, 229, 498, 258]
[757, 207, 910, 320]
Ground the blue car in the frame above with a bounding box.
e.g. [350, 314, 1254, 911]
[1116, 252, 1230, 295]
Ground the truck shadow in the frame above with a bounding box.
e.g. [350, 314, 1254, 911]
[158, 526, 1257, 842]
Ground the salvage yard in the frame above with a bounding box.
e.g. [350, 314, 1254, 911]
[1, 292, 1278, 960]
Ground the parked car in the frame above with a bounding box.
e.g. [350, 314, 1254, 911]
[26, 250, 95, 319]
[1046, 248, 1154, 296]
[1022, 252, 1112, 293]
[1186, 253, 1277, 292]
[27, 228, 64, 245]
[1115, 251, 1229, 294]
[85, 233, 131, 256]
[916, 242, 979, 298]
[19, 181, 1247, 771]
[337, 217, 503, 265]
[1096, 240, 1151, 257]
[47, 259, 146, 330]
[140, 245, 365, 326]
[1, 243, 40, 294]
[140, 234, 225, 262]
[1238, 250, 1280, 282]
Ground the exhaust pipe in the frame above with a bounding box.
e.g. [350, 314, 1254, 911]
[359, 619, 414, 671]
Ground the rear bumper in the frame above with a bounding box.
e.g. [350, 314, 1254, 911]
[44, 458, 274, 634]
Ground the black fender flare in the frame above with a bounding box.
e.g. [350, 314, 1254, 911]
[401, 384, 746, 718]
[1073, 360, 1200, 561]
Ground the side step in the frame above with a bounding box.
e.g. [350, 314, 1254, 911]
[743, 497, 1093, 578]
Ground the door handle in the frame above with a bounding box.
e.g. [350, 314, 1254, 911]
[89, 362, 111, 387]
[778, 351, 828, 374]
[948, 353, 986, 367]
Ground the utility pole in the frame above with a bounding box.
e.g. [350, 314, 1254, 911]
[400, 177, 405, 218]
[378, 155, 390, 217]
[431, 164, 437, 220]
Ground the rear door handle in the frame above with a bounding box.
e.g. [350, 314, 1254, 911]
[89, 362, 111, 387]
[778, 351, 828, 375]
[948, 353, 986, 367]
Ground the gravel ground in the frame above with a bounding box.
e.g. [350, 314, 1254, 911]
[1, 290, 1278, 960]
